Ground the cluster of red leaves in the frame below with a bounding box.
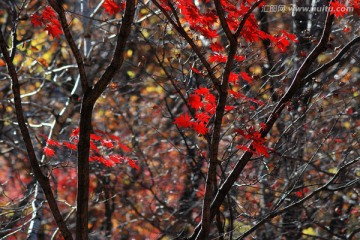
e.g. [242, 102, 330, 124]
[236, 126, 269, 157]
[174, 87, 219, 135]
[294, 187, 310, 198]
[41, 129, 139, 169]
[330, 0, 349, 17]
[30, 6, 63, 38]
[103, 0, 126, 15]
[176, 0, 218, 39]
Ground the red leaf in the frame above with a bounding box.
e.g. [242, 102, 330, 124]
[127, 158, 140, 170]
[190, 67, 202, 74]
[204, 102, 216, 115]
[90, 141, 100, 153]
[118, 143, 131, 152]
[103, 0, 120, 15]
[44, 147, 55, 157]
[103, 159, 116, 167]
[253, 142, 269, 157]
[42, 6, 57, 20]
[210, 42, 224, 52]
[71, 127, 80, 138]
[330, 1, 349, 17]
[90, 134, 102, 141]
[195, 112, 211, 123]
[101, 139, 114, 149]
[240, 72, 253, 83]
[109, 134, 121, 141]
[108, 154, 123, 163]
[295, 190, 304, 198]
[209, 54, 227, 63]
[259, 122, 267, 131]
[346, 107, 353, 115]
[63, 141, 77, 151]
[194, 87, 210, 96]
[46, 139, 61, 147]
[192, 121, 208, 135]
[30, 14, 43, 27]
[280, 30, 298, 42]
[229, 72, 239, 84]
[225, 105, 235, 111]
[234, 55, 246, 62]
[45, 22, 62, 38]
[188, 94, 203, 109]
[237, 144, 251, 152]
[174, 113, 192, 128]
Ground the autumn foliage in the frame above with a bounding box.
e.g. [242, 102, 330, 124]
[0, 0, 359, 239]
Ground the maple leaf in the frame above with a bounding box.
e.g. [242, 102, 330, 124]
[240, 72, 253, 84]
[229, 72, 239, 84]
[30, 14, 43, 27]
[71, 127, 80, 138]
[204, 102, 216, 115]
[90, 133, 102, 141]
[253, 142, 269, 157]
[276, 36, 290, 52]
[228, 89, 245, 99]
[235, 55, 246, 62]
[259, 122, 267, 131]
[195, 112, 211, 123]
[101, 139, 114, 149]
[209, 54, 227, 63]
[108, 154, 123, 163]
[44, 147, 55, 157]
[192, 121, 208, 135]
[42, 6, 57, 20]
[45, 22, 63, 38]
[210, 42, 224, 52]
[198, 27, 218, 39]
[46, 138, 61, 147]
[103, 0, 120, 15]
[225, 105, 235, 111]
[330, 1, 349, 17]
[109, 134, 121, 141]
[204, 93, 216, 105]
[118, 143, 131, 152]
[194, 87, 210, 96]
[280, 30, 298, 42]
[103, 159, 116, 167]
[90, 141, 100, 153]
[174, 113, 192, 128]
[126, 158, 140, 170]
[63, 141, 77, 151]
[30, 6, 63, 38]
[188, 94, 203, 109]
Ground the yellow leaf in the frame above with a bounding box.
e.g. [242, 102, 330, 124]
[302, 227, 316, 236]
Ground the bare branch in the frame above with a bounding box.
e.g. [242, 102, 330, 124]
[0, 28, 73, 240]
[47, 0, 90, 92]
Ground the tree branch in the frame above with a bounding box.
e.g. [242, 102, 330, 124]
[303, 36, 360, 82]
[238, 157, 359, 239]
[0, 29, 73, 240]
[188, 9, 334, 240]
[75, 1, 136, 239]
[47, 0, 90, 92]
[86, 0, 136, 105]
[152, 0, 221, 92]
